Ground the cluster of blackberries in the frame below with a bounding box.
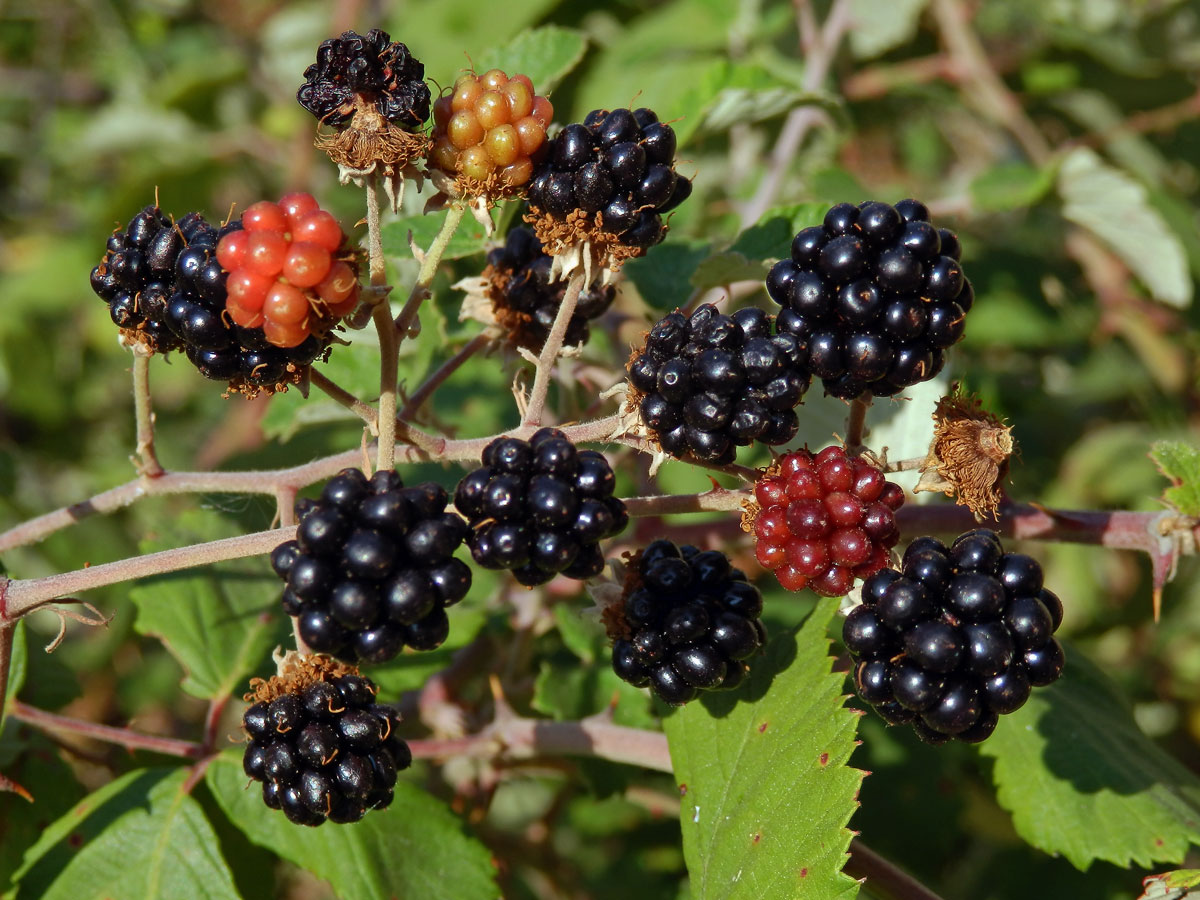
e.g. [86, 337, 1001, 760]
[242, 672, 412, 825]
[297, 29, 431, 130]
[485, 227, 616, 350]
[528, 107, 692, 249]
[628, 304, 808, 464]
[844, 529, 1064, 744]
[454, 429, 628, 586]
[611, 540, 766, 705]
[752, 446, 903, 597]
[766, 199, 974, 399]
[271, 468, 471, 664]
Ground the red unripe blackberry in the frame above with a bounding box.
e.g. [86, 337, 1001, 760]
[843, 529, 1064, 744]
[271, 467, 471, 664]
[241, 658, 411, 826]
[454, 428, 627, 586]
[609, 540, 767, 705]
[483, 226, 615, 350]
[751, 446, 901, 595]
[766, 200, 972, 399]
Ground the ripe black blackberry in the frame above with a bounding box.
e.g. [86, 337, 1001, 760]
[627, 303, 809, 465]
[297, 29, 430, 130]
[765, 199, 974, 399]
[608, 540, 766, 705]
[527, 106, 692, 254]
[484, 226, 615, 350]
[843, 529, 1064, 744]
[270, 467, 472, 664]
[453, 428, 628, 587]
[90, 204, 333, 392]
[241, 655, 412, 826]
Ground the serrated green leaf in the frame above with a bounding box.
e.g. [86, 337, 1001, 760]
[207, 750, 499, 900]
[130, 509, 289, 700]
[1151, 441, 1200, 517]
[9, 768, 239, 900]
[970, 162, 1056, 212]
[380, 206, 496, 265]
[684, 61, 834, 141]
[474, 26, 587, 95]
[848, 0, 931, 59]
[665, 597, 862, 900]
[1058, 147, 1192, 308]
[980, 644, 1200, 870]
[624, 241, 711, 310]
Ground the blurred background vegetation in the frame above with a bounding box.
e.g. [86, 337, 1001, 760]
[1, 0, 1199, 897]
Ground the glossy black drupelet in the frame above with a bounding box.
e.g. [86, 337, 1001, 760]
[271, 468, 472, 663]
[297, 29, 430, 130]
[629, 303, 808, 465]
[91, 206, 330, 385]
[486, 227, 615, 350]
[453, 428, 628, 587]
[843, 529, 1063, 744]
[612, 540, 766, 705]
[766, 199, 974, 399]
[242, 673, 412, 826]
[527, 107, 692, 250]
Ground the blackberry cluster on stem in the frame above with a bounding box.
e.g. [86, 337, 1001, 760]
[751, 445, 904, 597]
[765, 199, 974, 400]
[271, 468, 472, 664]
[297, 29, 430, 130]
[454, 428, 629, 587]
[844, 529, 1065, 744]
[484, 226, 616, 350]
[528, 107, 692, 254]
[627, 304, 809, 465]
[609, 540, 766, 705]
[242, 664, 412, 826]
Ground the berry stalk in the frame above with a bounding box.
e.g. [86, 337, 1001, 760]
[522, 270, 585, 427]
[310, 369, 381, 429]
[366, 173, 400, 472]
[845, 839, 948, 900]
[131, 347, 163, 477]
[395, 201, 468, 340]
[400, 331, 492, 418]
[0, 621, 14, 733]
[846, 393, 871, 454]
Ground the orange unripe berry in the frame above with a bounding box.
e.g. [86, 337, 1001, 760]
[278, 192, 319, 230]
[429, 137, 459, 173]
[502, 80, 533, 119]
[264, 318, 310, 348]
[433, 95, 454, 130]
[514, 117, 546, 155]
[484, 125, 520, 166]
[480, 68, 507, 90]
[264, 282, 311, 324]
[292, 211, 343, 253]
[459, 145, 494, 181]
[316, 261, 358, 304]
[226, 269, 272, 311]
[227, 299, 265, 329]
[451, 77, 483, 112]
[282, 241, 333, 288]
[474, 91, 508, 130]
[447, 110, 484, 150]
[531, 96, 554, 127]
[216, 230, 249, 270]
[499, 158, 533, 187]
[244, 230, 288, 277]
[509, 73, 534, 94]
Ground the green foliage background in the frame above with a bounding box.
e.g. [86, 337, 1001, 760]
[1, 0, 1199, 898]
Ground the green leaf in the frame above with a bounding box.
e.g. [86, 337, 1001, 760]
[380, 207, 498, 265]
[1151, 441, 1200, 517]
[8, 768, 239, 900]
[970, 162, 1056, 213]
[2, 622, 26, 727]
[848, 0, 931, 59]
[1138, 870, 1200, 899]
[1057, 147, 1192, 308]
[624, 240, 711, 310]
[474, 26, 587, 95]
[130, 509, 290, 700]
[206, 750, 499, 900]
[689, 205, 826, 295]
[980, 644, 1200, 870]
[665, 597, 862, 900]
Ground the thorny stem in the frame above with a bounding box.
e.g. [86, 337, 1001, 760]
[366, 173, 399, 472]
[8, 700, 207, 760]
[522, 271, 585, 428]
[393, 202, 467, 341]
[845, 394, 872, 454]
[2, 526, 296, 620]
[846, 839, 948, 900]
[310, 369, 380, 431]
[0, 620, 14, 730]
[131, 348, 163, 477]
[401, 332, 492, 419]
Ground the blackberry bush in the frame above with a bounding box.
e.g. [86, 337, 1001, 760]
[844, 529, 1064, 744]
[270, 467, 471, 664]
[454, 428, 628, 586]
[627, 303, 808, 465]
[241, 656, 412, 825]
[608, 540, 766, 705]
[481, 225, 616, 350]
[765, 199, 973, 399]
[750, 445, 904, 596]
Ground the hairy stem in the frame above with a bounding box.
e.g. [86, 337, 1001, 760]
[401, 332, 492, 419]
[309, 369, 380, 430]
[0, 620, 14, 729]
[3, 526, 296, 619]
[394, 202, 467, 341]
[366, 174, 398, 472]
[9, 700, 207, 760]
[846, 839, 947, 900]
[522, 271, 585, 427]
[131, 348, 163, 477]
[846, 393, 872, 453]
